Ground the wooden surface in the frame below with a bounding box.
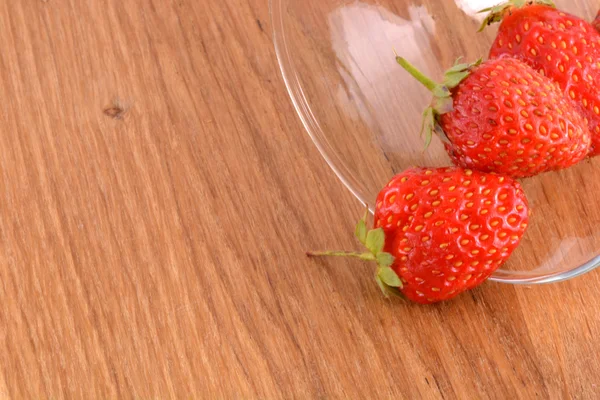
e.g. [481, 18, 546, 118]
[1, 0, 600, 398]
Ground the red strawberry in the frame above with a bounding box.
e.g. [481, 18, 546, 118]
[482, 1, 600, 155]
[398, 56, 590, 178]
[308, 167, 530, 304]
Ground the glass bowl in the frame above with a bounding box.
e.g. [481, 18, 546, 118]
[272, 0, 600, 284]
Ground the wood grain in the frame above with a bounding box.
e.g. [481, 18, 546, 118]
[0, 0, 599, 398]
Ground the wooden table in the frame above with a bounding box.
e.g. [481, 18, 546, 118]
[1, 0, 600, 398]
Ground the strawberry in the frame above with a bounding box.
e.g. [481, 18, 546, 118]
[308, 167, 530, 304]
[398, 56, 590, 178]
[481, 1, 600, 155]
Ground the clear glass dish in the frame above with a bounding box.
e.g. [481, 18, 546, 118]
[272, 0, 600, 284]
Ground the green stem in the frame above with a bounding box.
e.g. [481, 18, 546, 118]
[306, 251, 375, 261]
[396, 57, 438, 91]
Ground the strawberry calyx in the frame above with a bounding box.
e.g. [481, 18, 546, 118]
[477, 0, 555, 32]
[307, 206, 403, 298]
[396, 56, 482, 148]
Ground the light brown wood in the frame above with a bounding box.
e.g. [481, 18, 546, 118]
[0, 0, 600, 398]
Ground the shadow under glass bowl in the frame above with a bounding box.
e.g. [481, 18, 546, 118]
[271, 0, 600, 284]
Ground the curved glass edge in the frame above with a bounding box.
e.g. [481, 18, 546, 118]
[489, 255, 600, 284]
[270, 0, 372, 211]
[269, 0, 600, 285]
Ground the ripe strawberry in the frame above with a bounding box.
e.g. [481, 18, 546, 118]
[308, 167, 530, 304]
[482, 1, 600, 155]
[398, 56, 590, 178]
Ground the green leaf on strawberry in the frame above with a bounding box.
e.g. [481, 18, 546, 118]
[478, 0, 555, 32]
[396, 56, 480, 150]
[443, 58, 482, 88]
[365, 228, 385, 255]
[376, 252, 394, 268]
[355, 219, 367, 244]
[377, 266, 402, 287]
[375, 275, 404, 298]
[308, 205, 400, 298]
